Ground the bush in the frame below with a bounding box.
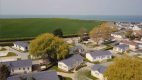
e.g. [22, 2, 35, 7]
[0, 48, 7, 51]
[6, 52, 17, 56]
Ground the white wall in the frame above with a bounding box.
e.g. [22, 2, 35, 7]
[86, 53, 94, 62]
[58, 62, 69, 71]
[11, 66, 32, 75]
[86, 53, 112, 62]
[91, 70, 105, 80]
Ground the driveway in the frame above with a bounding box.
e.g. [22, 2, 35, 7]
[4, 46, 29, 60]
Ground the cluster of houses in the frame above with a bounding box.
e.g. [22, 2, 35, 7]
[115, 22, 142, 31]
[0, 40, 113, 80]
[111, 22, 142, 53]
[0, 41, 59, 80]
[58, 50, 113, 80]
[2, 22, 142, 80]
[1, 59, 59, 80]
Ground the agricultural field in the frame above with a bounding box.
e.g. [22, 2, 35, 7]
[0, 18, 101, 39]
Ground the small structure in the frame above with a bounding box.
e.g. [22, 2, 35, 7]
[91, 64, 107, 80]
[58, 54, 84, 71]
[32, 59, 50, 71]
[2, 59, 32, 75]
[113, 44, 129, 53]
[86, 50, 112, 62]
[131, 25, 141, 31]
[111, 32, 124, 40]
[64, 37, 80, 44]
[13, 41, 29, 51]
[71, 45, 85, 54]
[120, 40, 138, 51]
[7, 70, 59, 80]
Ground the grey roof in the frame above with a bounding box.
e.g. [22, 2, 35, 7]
[88, 50, 112, 57]
[92, 64, 106, 74]
[116, 44, 129, 50]
[111, 32, 122, 35]
[74, 45, 84, 50]
[60, 54, 83, 67]
[7, 70, 59, 80]
[2, 60, 32, 68]
[14, 41, 29, 48]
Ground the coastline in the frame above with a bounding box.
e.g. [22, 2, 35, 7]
[0, 15, 142, 22]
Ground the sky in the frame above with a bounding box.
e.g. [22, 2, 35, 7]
[0, 0, 142, 16]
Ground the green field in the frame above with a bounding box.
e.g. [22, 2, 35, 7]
[0, 18, 101, 39]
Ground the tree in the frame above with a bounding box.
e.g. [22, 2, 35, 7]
[53, 28, 63, 37]
[104, 57, 142, 80]
[125, 29, 135, 40]
[29, 33, 69, 61]
[89, 27, 102, 45]
[89, 22, 117, 45]
[78, 28, 88, 42]
[0, 64, 10, 80]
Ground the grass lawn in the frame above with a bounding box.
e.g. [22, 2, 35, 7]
[0, 18, 102, 39]
[6, 52, 17, 57]
[0, 47, 7, 51]
[84, 58, 100, 64]
[85, 70, 97, 80]
[0, 52, 17, 58]
[75, 69, 97, 80]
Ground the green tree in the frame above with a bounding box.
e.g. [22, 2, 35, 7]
[0, 64, 10, 80]
[78, 28, 88, 42]
[29, 33, 69, 61]
[53, 28, 63, 37]
[104, 57, 142, 80]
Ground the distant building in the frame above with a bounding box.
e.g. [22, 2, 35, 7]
[71, 45, 85, 54]
[120, 40, 138, 51]
[133, 30, 142, 37]
[91, 64, 107, 80]
[58, 54, 84, 71]
[86, 50, 112, 62]
[7, 70, 59, 80]
[64, 37, 80, 44]
[113, 44, 129, 53]
[2, 59, 32, 75]
[111, 32, 124, 40]
[130, 25, 141, 31]
[13, 41, 29, 51]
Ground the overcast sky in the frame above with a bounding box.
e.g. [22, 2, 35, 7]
[0, 0, 142, 15]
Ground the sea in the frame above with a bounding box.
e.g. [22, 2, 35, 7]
[0, 15, 142, 22]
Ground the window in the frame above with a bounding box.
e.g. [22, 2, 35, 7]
[27, 67, 29, 70]
[19, 68, 21, 70]
[23, 68, 25, 70]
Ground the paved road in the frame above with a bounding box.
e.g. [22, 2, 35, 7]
[4, 46, 29, 60]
